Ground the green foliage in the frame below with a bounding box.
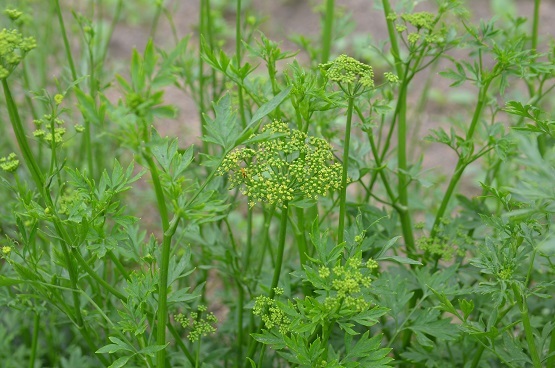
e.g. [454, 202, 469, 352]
[0, 1, 554, 367]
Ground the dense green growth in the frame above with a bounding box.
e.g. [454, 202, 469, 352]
[1, 0, 554, 367]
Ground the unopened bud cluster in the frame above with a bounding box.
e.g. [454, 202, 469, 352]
[218, 121, 342, 208]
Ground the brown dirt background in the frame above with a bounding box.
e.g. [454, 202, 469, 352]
[106, 0, 555, 189]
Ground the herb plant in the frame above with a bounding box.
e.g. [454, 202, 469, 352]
[1, 0, 554, 367]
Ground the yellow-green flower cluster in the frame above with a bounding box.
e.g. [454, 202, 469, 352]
[416, 220, 470, 261]
[401, 12, 436, 30]
[319, 255, 376, 312]
[384, 72, 400, 84]
[4, 9, 22, 21]
[218, 121, 342, 208]
[389, 11, 445, 47]
[253, 295, 290, 334]
[32, 115, 68, 144]
[320, 54, 374, 89]
[174, 306, 218, 343]
[0, 26, 36, 79]
[0, 152, 19, 173]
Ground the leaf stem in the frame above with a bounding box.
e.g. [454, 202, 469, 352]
[396, 80, 415, 252]
[430, 79, 492, 239]
[236, 0, 247, 128]
[28, 312, 40, 368]
[512, 284, 542, 368]
[141, 150, 174, 368]
[321, 0, 335, 63]
[338, 96, 354, 245]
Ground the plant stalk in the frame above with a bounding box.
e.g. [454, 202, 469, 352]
[321, 0, 335, 63]
[512, 284, 542, 368]
[338, 97, 354, 245]
[430, 79, 491, 238]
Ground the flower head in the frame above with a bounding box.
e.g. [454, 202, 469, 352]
[218, 121, 342, 208]
[401, 12, 436, 30]
[0, 152, 19, 173]
[320, 54, 375, 91]
[0, 27, 36, 79]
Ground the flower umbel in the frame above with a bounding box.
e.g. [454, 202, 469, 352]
[218, 121, 342, 208]
[0, 26, 36, 79]
[174, 306, 218, 343]
[320, 54, 374, 96]
[0, 152, 19, 173]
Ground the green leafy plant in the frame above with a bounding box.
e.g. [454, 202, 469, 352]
[1, 1, 554, 367]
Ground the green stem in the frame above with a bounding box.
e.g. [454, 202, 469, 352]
[357, 107, 399, 211]
[381, 0, 403, 76]
[395, 81, 415, 252]
[150, 0, 164, 39]
[99, 0, 123, 68]
[547, 326, 555, 368]
[2, 80, 44, 188]
[71, 247, 126, 300]
[338, 97, 354, 245]
[4, 79, 83, 321]
[512, 284, 542, 368]
[430, 79, 492, 238]
[268, 205, 288, 300]
[29, 312, 40, 368]
[236, 0, 247, 128]
[236, 279, 245, 367]
[199, 1, 207, 151]
[246, 205, 288, 366]
[54, 0, 77, 81]
[141, 151, 174, 368]
[531, 0, 541, 52]
[469, 344, 486, 368]
[321, 0, 335, 63]
[294, 207, 308, 269]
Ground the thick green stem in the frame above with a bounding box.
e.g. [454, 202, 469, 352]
[381, 0, 403, 76]
[531, 0, 541, 52]
[141, 151, 174, 368]
[245, 205, 287, 366]
[268, 205, 288, 300]
[321, 0, 334, 63]
[294, 207, 308, 269]
[396, 82, 415, 252]
[236, 0, 247, 128]
[547, 326, 555, 368]
[338, 97, 354, 245]
[512, 284, 542, 368]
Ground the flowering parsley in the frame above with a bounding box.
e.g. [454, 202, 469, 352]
[218, 121, 342, 208]
[0, 26, 36, 79]
[0, 152, 19, 173]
